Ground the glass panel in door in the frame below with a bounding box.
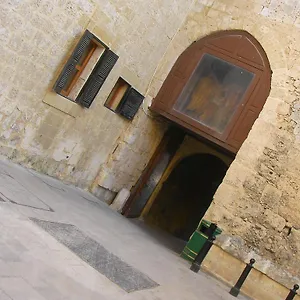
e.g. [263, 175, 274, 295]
[174, 53, 255, 134]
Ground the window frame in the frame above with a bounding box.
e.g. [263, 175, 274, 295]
[53, 30, 118, 109]
[104, 77, 131, 112]
[60, 41, 98, 98]
[167, 47, 261, 142]
[104, 77, 144, 120]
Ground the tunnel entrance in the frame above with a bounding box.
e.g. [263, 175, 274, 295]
[144, 154, 228, 241]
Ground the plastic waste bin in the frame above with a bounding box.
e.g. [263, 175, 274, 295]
[181, 219, 222, 262]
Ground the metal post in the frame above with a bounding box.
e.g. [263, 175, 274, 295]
[285, 284, 299, 300]
[205, 223, 217, 239]
[190, 235, 216, 273]
[190, 222, 217, 273]
[229, 258, 255, 297]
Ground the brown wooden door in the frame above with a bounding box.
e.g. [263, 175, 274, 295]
[151, 30, 272, 154]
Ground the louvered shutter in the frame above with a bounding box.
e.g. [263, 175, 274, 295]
[53, 30, 94, 94]
[77, 50, 119, 108]
[117, 88, 144, 120]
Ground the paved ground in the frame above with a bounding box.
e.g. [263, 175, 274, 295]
[0, 157, 250, 300]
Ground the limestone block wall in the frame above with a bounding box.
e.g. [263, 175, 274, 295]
[167, 0, 300, 288]
[99, 0, 300, 289]
[0, 0, 192, 190]
[2, 0, 300, 287]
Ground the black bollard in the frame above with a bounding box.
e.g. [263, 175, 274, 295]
[229, 258, 255, 297]
[190, 235, 216, 273]
[205, 223, 218, 239]
[285, 284, 299, 300]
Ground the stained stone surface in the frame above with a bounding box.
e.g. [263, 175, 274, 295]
[31, 218, 159, 293]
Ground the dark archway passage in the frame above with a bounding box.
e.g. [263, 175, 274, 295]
[145, 154, 228, 241]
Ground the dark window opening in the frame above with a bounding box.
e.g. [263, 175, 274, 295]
[145, 154, 228, 241]
[105, 77, 144, 120]
[105, 77, 130, 111]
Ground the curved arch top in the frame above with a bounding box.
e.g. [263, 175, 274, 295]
[151, 30, 272, 153]
[188, 30, 271, 70]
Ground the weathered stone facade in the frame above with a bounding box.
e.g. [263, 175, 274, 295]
[2, 0, 300, 291]
[0, 0, 192, 194]
[185, 1, 300, 287]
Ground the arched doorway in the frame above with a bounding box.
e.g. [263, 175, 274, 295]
[123, 30, 271, 246]
[145, 154, 228, 241]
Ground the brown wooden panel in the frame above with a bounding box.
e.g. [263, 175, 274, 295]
[123, 128, 185, 217]
[151, 30, 272, 154]
[237, 37, 265, 67]
[154, 75, 185, 110]
[151, 107, 238, 153]
[172, 42, 199, 78]
[228, 109, 258, 148]
[251, 75, 271, 109]
[209, 34, 242, 55]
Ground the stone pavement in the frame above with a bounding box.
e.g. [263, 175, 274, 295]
[0, 157, 250, 300]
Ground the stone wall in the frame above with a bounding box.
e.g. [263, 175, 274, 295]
[175, 0, 300, 288]
[2, 0, 300, 288]
[0, 0, 192, 192]
[101, 0, 300, 288]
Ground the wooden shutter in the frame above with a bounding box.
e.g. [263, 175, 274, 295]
[53, 30, 94, 94]
[117, 88, 144, 120]
[77, 50, 119, 108]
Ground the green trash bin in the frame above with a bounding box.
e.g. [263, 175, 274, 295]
[181, 219, 222, 262]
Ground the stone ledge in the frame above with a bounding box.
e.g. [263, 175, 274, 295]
[202, 245, 299, 300]
[43, 92, 84, 118]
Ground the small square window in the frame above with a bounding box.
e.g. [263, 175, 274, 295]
[105, 78, 130, 112]
[105, 77, 144, 120]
